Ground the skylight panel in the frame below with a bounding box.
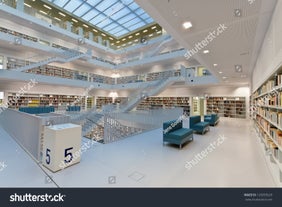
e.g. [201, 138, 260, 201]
[73, 3, 92, 17]
[111, 7, 130, 20]
[103, 23, 119, 31]
[140, 13, 150, 20]
[128, 22, 145, 31]
[128, 2, 139, 10]
[114, 30, 128, 37]
[90, 13, 107, 25]
[96, 19, 113, 28]
[64, 0, 83, 13]
[81, 10, 99, 21]
[53, 0, 69, 7]
[123, 18, 140, 28]
[86, 0, 103, 7]
[135, 8, 145, 15]
[117, 13, 136, 24]
[96, 0, 119, 12]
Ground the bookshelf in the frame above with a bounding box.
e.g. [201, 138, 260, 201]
[136, 97, 190, 115]
[206, 97, 246, 118]
[252, 68, 282, 185]
[96, 97, 113, 109]
[7, 93, 85, 110]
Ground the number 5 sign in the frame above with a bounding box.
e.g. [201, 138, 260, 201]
[43, 124, 81, 172]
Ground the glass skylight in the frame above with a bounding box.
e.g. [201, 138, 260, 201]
[47, 0, 155, 38]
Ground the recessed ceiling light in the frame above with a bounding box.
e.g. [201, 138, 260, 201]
[24, 3, 31, 7]
[116, 41, 120, 43]
[58, 12, 66, 17]
[222, 76, 227, 79]
[134, 39, 139, 42]
[203, 50, 209, 54]
[72, 18, 78, 23]
[149, 34, 154, 37]
[128, 36, 133, 39]
[109, 37, 113, 40]
[83, 24, 88, 28]
[122, 38, 126, 41]
[101, 33, 106, 37]
[151, 26, 157, 29]
[43, 4, 52, 10]
[128, 41, 132, 44]
[54, 17, 61, 21]
[92, 29, 97, 32]
[39, 10, 47, 15]
[213, 64, 218, 67]
[135, 33, 140, 36]
[143, 29, 148, 33]
[182, 21, 192, 29]
[218, 71, 223, 74]
[156, 31, 162, 34]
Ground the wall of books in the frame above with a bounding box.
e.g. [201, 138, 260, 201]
[206, 97, 246, 118]
[6, 93, 89, 110]
[136, 97, 190, 115]
[252, 68, 282, 185]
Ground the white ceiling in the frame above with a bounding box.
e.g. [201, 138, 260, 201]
[135, 0, 277, 86]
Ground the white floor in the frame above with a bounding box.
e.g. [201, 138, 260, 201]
[0, 118, 276, 187]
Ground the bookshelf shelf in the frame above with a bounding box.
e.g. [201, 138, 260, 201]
[206, 97, 246, 118]
[252, 67, 282, 185]
[137, 97, 190, 115]
[7, 93, 86, 110]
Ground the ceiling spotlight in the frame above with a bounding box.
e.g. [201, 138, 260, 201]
[235, 64, 242, 72]
[213, 64, 218, 67]
[182, 21, 192, 29]
[222, 76, 227, 79]
[203, 50, 209, 54]
[218, 71, 223, 74]
[234, 9, 242, 17]
[140, 37, 148, 44]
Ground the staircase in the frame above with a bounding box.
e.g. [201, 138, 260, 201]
[81, 113, 104, 138]
[13, 49, 88, 72]
[145, 35, 173, 58]
[120, 75, 185, 112]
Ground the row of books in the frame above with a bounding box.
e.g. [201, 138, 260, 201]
[269, 127, 282, 147]
[255, 74, 282, 96]
[257, 107, 282, 128]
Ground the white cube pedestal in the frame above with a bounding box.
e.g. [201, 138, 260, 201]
[43, 123, 82, 172]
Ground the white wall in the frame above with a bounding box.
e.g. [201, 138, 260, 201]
[252, 0, 282, 91]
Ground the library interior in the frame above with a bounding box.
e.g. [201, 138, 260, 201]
[0, 0, 282, 187]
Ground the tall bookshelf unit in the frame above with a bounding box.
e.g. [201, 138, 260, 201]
[252, 70, 282, 185]
[137, 97, 190, 115]
[7, 93, 86, 110]
[206, 97, 246, 118]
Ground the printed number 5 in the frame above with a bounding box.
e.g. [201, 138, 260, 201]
[64, 147, 73, 164]
[46, 148, 51, 165]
